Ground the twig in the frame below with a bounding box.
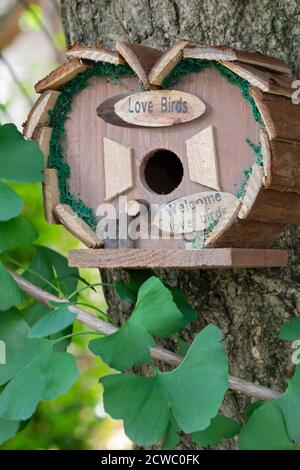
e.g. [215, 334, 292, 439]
[7, 268, 282, 401]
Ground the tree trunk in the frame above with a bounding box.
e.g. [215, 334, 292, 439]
[60, 0, 300, 450]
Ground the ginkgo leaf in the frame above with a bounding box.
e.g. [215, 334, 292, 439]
[131, 276, 185, 338]
[24, 246, 78, 296]
[0, 216, 38, 254]
[0, 181, 23, 221]
[276, 365, 300, 442]
[0, 124, 44, 182]
[21, 302, 72, 353]
[28, 305, 76, 338]
[0, 417, 20, 445]
[115, 271, 197, 324]
[0, 262, 24, 310]
[0, 309, 79, 420]
[0, 345, 79, 421]
[115, 269, 153, 302]
[89, 322, 155, 371]
[238, 401, 297, 450]
[192, 415, 240, 446]
[279, 317, 300, 341]
[162, 418, 180, 450]
[162, 324, 228, 434]
[170, 288, 197, 324]
[101, 324, 228, 445]
[89, 276, 186, 371]
[102, 374, 170, 445]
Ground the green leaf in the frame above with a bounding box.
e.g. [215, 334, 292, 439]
[280, 317, 300, 341]
[28, 305, 76, 338]
[0, 309, 79, 420]
[0, 308, 29, 365]
[115, 269, 153, 302]
[23, 303, 73, 352]
[24, 246, 78, 296]
[0, 262, 24, 310]
[171, 288, 197, 324]
[0, 216, 38, 254]
[162, 325, 228, 434]
[90, 322, 155, 371]
[244, 401, 264, 421]
[101, 325, 228, 445]
[131, 276, 185, 338]
[176, 338, 189, 357]
[276, 365, 300, 442]
[90, 276, 186, 370]
[0, 124, 44, 182]
[102, 374, 170, 445]
[238, 401, 297, 450]
[115, 272, 197, 325]
[23, 302, 51, 327]
[192, 415, 240, 446]
[44, 248, 79, 297]
[0, 181, 23, 221]
[0, 417, 20, 444]
[162, 419, 180, 450]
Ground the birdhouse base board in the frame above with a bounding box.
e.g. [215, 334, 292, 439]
[68, 248, 288, 269]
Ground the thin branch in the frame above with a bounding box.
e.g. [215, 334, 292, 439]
[7, 268, 282, 401]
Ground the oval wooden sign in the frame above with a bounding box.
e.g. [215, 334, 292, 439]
[97, 90, 206, 128]
[153, 191, 241, 234]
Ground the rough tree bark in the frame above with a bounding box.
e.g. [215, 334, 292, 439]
[60, 0, 300, 449]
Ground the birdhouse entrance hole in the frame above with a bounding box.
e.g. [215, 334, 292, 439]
[142, 149, 184, 195]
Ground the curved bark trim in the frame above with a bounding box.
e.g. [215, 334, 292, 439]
[148, 39, 191, 86]
[67, 44, 125, 64]
[184, 44, 291, 74]
[116, 41, 161, 88]
[35, 58, 89, 93]
[23, 90, 60, 139]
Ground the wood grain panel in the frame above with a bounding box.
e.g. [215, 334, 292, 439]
[251, 87, 300, 141]
[64, 68, 260, 248]
[206, 219, 284, 248]
[68, 247, 288, 268]
[260, 129, 300, 192]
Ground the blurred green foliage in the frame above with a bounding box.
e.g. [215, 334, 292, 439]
[0, 180, 127, 450]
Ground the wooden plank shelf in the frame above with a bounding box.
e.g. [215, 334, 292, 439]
[68, 248, 288, 269]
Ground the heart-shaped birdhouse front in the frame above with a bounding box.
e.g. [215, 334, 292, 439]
[25, 41, 298, 268]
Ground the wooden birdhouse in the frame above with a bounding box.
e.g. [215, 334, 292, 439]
[24, 40, 300, 269]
